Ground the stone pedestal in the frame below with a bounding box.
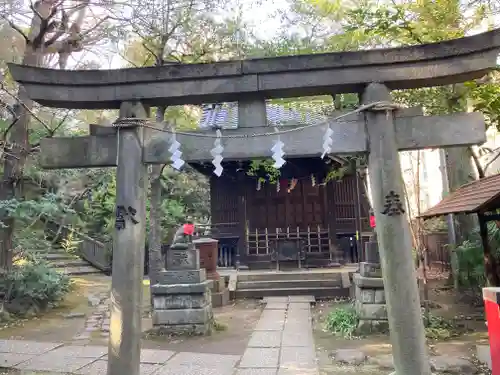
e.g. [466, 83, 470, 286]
[354, 234, 388, 334]
[210, 278, 230, 308]
[151, 243, 214, 335]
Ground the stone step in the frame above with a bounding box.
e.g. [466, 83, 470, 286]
[49, 259, 91, 268]
[237, 271, 345, 282]
[237, 278, 343, 290]
[57, 265, 102, 276]
[235, 286, 350, 299]
[44, 253, 77, 261]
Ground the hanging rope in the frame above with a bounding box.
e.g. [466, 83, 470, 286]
[113, 101, 403, 139]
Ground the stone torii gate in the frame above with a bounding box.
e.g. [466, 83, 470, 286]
[9, 28, 500, 375]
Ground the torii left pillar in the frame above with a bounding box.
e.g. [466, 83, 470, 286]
[108, 102, 148, 375]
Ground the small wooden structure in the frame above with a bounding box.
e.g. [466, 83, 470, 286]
[189, 102, 372, 269]
[420, 173, 500, 286]
[191, 157, 372, 269]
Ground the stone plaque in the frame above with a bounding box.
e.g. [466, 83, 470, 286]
[158, 269, 206, 284]
[359, 262, 382, 278]
[166, 249, 200, 270]
[153, 304, 213, 325]
[153, 292, 210, 310]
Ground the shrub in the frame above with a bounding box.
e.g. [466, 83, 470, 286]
[325, 305, 359, 339]
[0, 257, 72, 316]
[423, 311, 460, 340]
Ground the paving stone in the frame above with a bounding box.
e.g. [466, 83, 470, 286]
[0, 340, 62, 355]
[235, 369, 277, 375]
[331, 349, 366, 365]
[261, 310, 286, 320]
[265, 303, 288, 310]
[72, 334, 91, 341]
[280, 347, 317, 369]
[247, 331, 282, 348]
[88, 295, 101, 307]
[239, 348, 279, 368]
[264, 297, 288, 303]
[277, 368, 319, 375]
[254, 320, 284, 331]
[0, 353, 36, 367]
[75, 360, 162, 375]
[476, 345, 492, 370]
[367, 354, 394, 369]
[141, 348, 176, 363]
[15, 353, 95, 372]
[430, 355, 476, 375]
[102, 348, 175, 364]
[287, 302, 310, 310]
[48, 345, 107, 358]
[155, 364, 234, 375]
[288, 295, 315, 303]
[284, 317, 312, 328]
[63, 312, 87, 319]
[281, 331, 314, 347]
[167, 352, 240, 368]
[286, 310, 311, 321]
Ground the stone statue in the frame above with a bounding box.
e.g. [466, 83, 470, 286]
[162, 220, 196, 263]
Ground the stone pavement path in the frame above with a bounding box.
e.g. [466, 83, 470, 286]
[235, 295, 318, 375]
[0, 295, 317, 375]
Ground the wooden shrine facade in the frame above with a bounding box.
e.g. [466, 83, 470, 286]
[192, 158, 372, 269]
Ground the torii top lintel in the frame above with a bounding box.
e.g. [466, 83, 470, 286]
[8, 29, 500, 109]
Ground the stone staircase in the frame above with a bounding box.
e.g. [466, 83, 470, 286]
[44, 248, 102, 276]
[233, 269, 354, 299]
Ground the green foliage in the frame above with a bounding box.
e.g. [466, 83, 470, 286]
[79, 170, 116, 241]
[0, 194, 77, 260]
[0, 256, 72, 316]
[324, 305, 359, 339]
[246, 159, 281, 184]
[422, 217, 448, 233]
[77, 166, 209, 243]
[61, 230, 81, 255]
[0, 194, 76, 228]
[454, 222, 500, 292]
[423, 311, 460, 340]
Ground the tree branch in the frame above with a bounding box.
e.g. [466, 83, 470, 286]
[1, 16, 29, 43]
[469, 146, 485, 178]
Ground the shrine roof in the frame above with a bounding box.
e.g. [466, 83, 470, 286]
[198, 102, 328, 129]
[419, 173, 500, 218]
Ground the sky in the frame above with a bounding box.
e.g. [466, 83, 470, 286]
[103, 0, 290, 69]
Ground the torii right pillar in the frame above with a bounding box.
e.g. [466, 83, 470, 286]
[363, 83, 432, 375]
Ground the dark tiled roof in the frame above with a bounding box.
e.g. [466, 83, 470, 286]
[199, 102, 328, 129]
[420, 173, 500, 218]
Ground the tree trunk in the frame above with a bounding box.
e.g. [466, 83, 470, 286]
[148, 107, 167, 288]
[445, 147, 477, 243]
[0, 48, 40, 271]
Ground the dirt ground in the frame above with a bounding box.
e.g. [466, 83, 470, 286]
[0, 275, 110, 343]
[0, 275, 263, 357]
[313, 270, 490, 375]
[140, 299, 263, 355]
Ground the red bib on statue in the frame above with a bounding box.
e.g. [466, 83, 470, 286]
[183, 223, 195, 235]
